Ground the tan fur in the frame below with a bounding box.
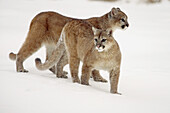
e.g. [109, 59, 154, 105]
[9, 52, 16, 60]
[38, 20, 121, 94]
[66, 20, 121, 94]
[9, 7, 128, 80]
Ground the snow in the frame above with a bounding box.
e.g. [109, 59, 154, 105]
[0, 0, 170, 113]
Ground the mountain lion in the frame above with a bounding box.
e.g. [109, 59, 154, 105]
[36, 20, 121, 94]
[9, 8, 128, 83]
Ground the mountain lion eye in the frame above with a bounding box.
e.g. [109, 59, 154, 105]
[101, 39, 107, 42]
[94, 39, 98, 42]
[121, 19, 125, 22]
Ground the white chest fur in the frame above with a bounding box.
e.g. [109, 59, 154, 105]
[93, 59, 117, 72]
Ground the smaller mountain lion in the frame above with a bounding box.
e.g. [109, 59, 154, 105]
[36, 20, 122, 94]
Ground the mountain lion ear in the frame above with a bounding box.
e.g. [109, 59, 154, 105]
[92, 27, 99, 35]
[110, 7, 120, 17]
[116, 7, 120, 11]
[109, 7, 121, 19]
[106, 29, 112, 36]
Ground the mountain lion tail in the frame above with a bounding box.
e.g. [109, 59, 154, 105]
[35, 28, 66, 71]
[9, 52, 17, 60]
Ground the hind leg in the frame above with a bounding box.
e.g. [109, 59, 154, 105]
[56, 50, 68, 78]
[69, 55, 80, 83]
[16, 22, 46, 72]
[16, 37, 42, 72]
[45, 44, 56, 74]
[16, 57, 28, 72]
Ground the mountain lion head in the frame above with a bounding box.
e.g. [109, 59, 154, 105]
[92, 27, 114, 52]
[108, 7, 129, 30]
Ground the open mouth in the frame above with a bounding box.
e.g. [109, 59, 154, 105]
[97, 48, 104, 52]
[96, 47, 104, 52]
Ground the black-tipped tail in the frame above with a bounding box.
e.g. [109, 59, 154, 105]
[35, 58, 42, 64]
[9, 52, 17, 60]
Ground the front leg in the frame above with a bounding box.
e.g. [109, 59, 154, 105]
[81, 64, 92, 85]
[92, 70, 108, 83]
[110, 67, 121, 94]
[69, 56, 80, 83]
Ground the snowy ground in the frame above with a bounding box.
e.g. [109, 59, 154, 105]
[0, 0, 170, 113]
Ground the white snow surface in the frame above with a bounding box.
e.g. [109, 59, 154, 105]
[0, 0, 170, 113]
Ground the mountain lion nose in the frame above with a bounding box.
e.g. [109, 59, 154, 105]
[97, 44, 101, 48]
[126, 23, 129, 27]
